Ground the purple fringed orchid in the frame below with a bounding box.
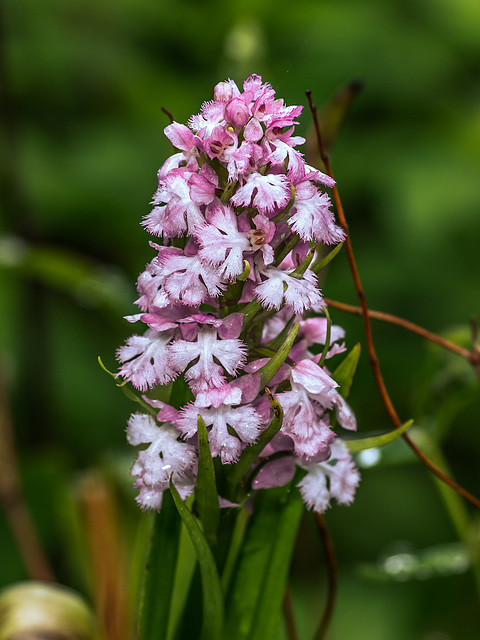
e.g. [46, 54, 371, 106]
[116, 74, 360, 514]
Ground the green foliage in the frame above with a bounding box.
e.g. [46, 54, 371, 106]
[344, 419, 413, 454]
[1, 0, 480, 637]
[170, 480, 224, 640]
[195, 415, 220, 548]
[257, 323, 299, 387]
[137, 492, 181, 640]
[224, 483, 304, 640]
[332, 342, 361, 398]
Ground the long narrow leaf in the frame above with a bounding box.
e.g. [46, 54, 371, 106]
[220, 507, 249, 594]
[224, 482, 304, 640]
[344, 419, 413, 453]
[170, 479, 224, 640]
[257, 323, 299, 388]
[195, 414, 220, 548]
[167, 523, 198, 640]
[249, 487, 304, 640]
[312, 242, 344, 274]
[137, 490, 181, 640]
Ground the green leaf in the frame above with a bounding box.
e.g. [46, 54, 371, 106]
[241, 299, 263, 326]
[312, 242, 344, 274]
[170, 478, 224, 640]
[274, 233, 301, 267]
[224, 482, 304, 640]
[257, 323, 299, 388]
[332, 342, 361, 398]
[220, 507, 249, 595]
[137, 491, 181, 640]
[343, 419, 413, 453]
[263, 315, 295, 351]
[195, 414, 220, 548]
[167, 521, 198, 640]
[271, 184, 296, 223]
[248, 489, 304, 640]
[289, 244, 316, 278]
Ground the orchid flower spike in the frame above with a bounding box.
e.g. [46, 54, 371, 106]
[116, 74, 359, 513]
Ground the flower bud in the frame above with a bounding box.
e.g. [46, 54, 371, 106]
[0, 582, 102, 640]
[213, 81, 233, 102]
[225, 97, 250, 128]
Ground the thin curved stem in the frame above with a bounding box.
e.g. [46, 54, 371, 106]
[306, 90, 480, 512]
[314, 514, 337, 640]
[324, 298, 474, 361]
[161, 107, 174, 124]
[283, 584, 300, 640]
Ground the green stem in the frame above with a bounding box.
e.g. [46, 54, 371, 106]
[290, 244, 316, 278]
[274, 234, 301, 267]
[317, 306, 331, 368]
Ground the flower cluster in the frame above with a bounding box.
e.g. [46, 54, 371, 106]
[117, 74, 360, 513]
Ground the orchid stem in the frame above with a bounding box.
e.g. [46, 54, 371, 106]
[283, 584, 300, 640]
[314, 514, 337, 640]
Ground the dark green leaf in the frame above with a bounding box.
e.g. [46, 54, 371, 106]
[195, 414, 220, 548]
[257, 323, 299, 388]
[312, 242, 344, 274]
[137, 491, 181, 640]
[170, 478, 224, 640]
[332, 342, 361, 398]
[317, 305, 332, 368]
[224, 482, 304, 640]
[241, 299, 263, 326]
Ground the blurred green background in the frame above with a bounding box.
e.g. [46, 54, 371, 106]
[1, 0, 479, 638]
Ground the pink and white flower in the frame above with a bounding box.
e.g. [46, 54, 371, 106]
[255, 268, 324, 314]
[230, 172, 291, 214]
[298, 441, 360, 513]
[178, 402, 262, 464]
[116, 329, 177, 390]
[169, 327, 247, 392]
[116, 73, 358, 514]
